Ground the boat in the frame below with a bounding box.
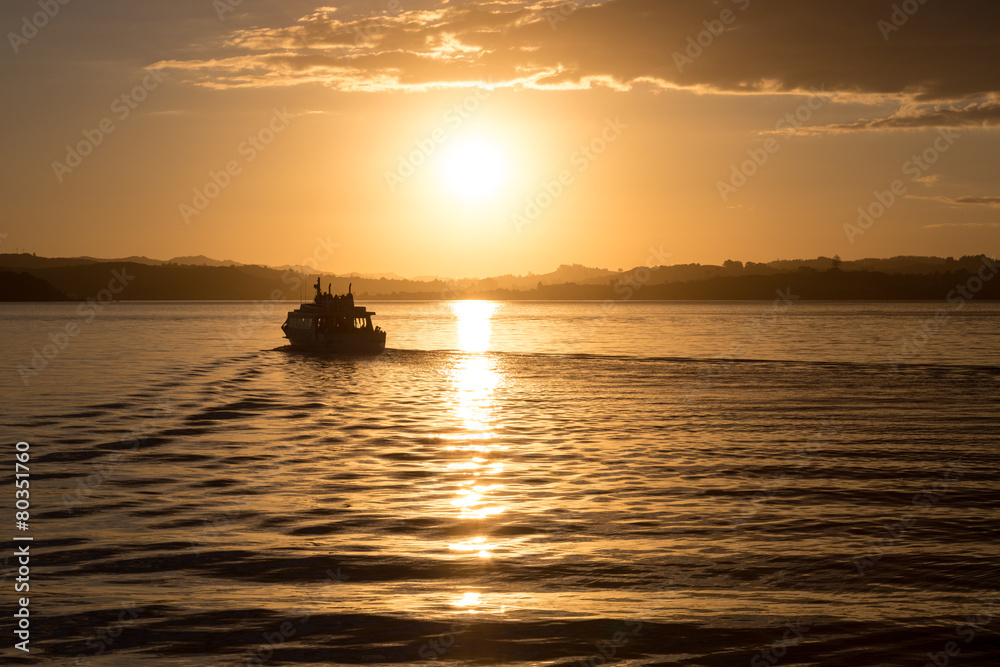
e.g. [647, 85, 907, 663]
[281, 277, 386, 354]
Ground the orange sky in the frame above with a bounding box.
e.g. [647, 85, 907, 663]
[2, 0, 998, 277]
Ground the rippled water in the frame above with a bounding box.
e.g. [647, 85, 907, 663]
[1, 301, 999, 666]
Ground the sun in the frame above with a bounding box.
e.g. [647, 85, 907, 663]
[437, 135, 508, 202]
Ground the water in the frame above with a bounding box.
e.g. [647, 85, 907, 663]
[1, 301, 998, 666]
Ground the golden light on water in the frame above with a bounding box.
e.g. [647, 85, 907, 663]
[454, 592, 483, 609]
[447, 302, 502, 439]
[450, 300, 498, 353]
[451, 481, 506, 520]
[444, 299, 508, 529]
[451, 591, 506, 615]
[10, 1, 999, 658]
[450, 356, 500, 435]
[449, 536, 496, 559]
[446, 458, 487, 470]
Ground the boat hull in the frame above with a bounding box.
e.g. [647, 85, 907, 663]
[284, 328, 386, 354]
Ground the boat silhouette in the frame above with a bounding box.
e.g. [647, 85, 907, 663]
[281, 277, 386, 354]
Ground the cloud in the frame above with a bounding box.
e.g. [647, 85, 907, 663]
[772, 100, 1000, 134]
[907, 195, 1000, 207]
[953, 197, 1000, 206]
[922, 222, 1000, 229]
[153, 0, 1000, 103]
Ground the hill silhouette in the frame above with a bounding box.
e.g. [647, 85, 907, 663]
[0, 253, 996, 301]
[0, 270, 70, 301]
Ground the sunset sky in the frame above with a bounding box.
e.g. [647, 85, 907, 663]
[2, 0, 998, 277]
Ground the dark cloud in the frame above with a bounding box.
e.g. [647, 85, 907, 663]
[922, 222, 1000, 229]
[908, 196, 1000, 207]
[768, 100, 1000, 134]
[955, 197, 1000, 206]
[155, 0, 1000, 100]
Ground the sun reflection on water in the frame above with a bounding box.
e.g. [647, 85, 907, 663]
[444, 301, 507, 525]
[449, 536, 496, 558]
[453, 591, 483, 612]
[451, 300, 498, 353]
[446, 301, 502, 437]
[413, 302, 513, 614]
[451, 362, 499, 434]
[452, 591, 506, 615]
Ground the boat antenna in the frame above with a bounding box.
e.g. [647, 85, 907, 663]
[349, 282, 352, 295]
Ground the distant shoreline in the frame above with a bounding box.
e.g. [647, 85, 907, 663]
[2, 253, 997, 302]
[4, 298, 999, 304]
